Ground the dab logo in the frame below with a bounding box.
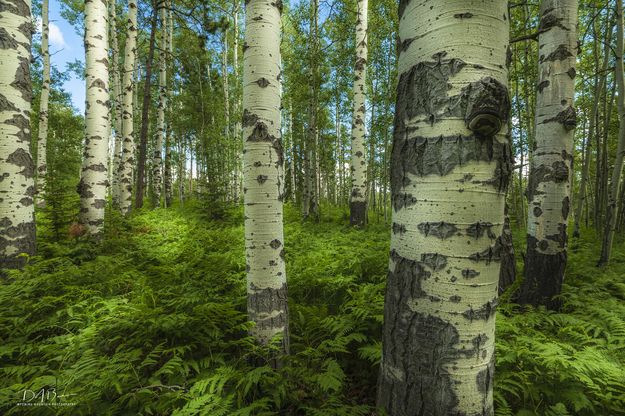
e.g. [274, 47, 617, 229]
[16, 388, 77, 407]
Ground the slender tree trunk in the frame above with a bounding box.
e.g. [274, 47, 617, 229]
[243, 0, 289, 362]
[135, 5, 157, 209]
[575, 14, 611, 238]
[36, 0, 50, 208]
[163, 5, 173, 207]
[110, 0, 123, 207]
[0, 0, 36, 270]
[152, 0, 168, 207]
[599, 0, 625, 266]
[377, 2, 511, 414]
[518, 0, 577, 310]
[349, 0, 369, 226]
[119, 0, 138, 215]
[232, 0, 242, 203]
[303, 0, 320, 221]
[78, 0, 110, 235]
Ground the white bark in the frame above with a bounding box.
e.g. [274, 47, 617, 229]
[349, 0, 368, 226]
[600, 0, 625, 265]
[110, 0, 123, 206]
[118, 0, 138, 215]
[36, 0, 50, 207]
[233, 0, 242, 202]
[243, 0, 289, 354]
[152, 0, 168, 207]
[0, 0, 36, 269]
[520, 0, 577, 305]
[78, 0, 110, 235]
[378, 1, 510, 414]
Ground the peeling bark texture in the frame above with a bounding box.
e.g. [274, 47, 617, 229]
[519, 0, 577, 308]
[243, 0, 289, 362]
[0, 0, 35, 270]
[151, 0, 169, 208]
[78, 0, 110, 235]
[599, 1, 625, 266]
[35, 0, 49, 208]
[378, 2, 510, 415]
[349, 0, 368, 226]
[118, 0, 138, 215]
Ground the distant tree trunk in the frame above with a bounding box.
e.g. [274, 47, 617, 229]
[110, 0, 123, 207]
[518, 0, 577, 310]
[0, 0, 36, 270]
[163, 5, 173, 207]
[303, 0, 320, 221]
[119, 0, 138, 215]
[135, 5, 158, 209]
[78, 0, 110, 235]
[36, 0, 50, 208]
[243, 0, 289, 362]
[599, 0, 625, 266]
[349, 0, 368, 226]
[152, 0, 169, 207]
[377, 2, 511, 414]
[232, 0, 242, 202]
[575, 13, 612, 238]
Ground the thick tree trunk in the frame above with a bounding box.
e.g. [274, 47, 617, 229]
[518, 0, 577, 310]
[110, 0, 123, 207]
[599, 0, 625, 266]
[36, 0, 50, 208]
[349, 0, 368, 226]
[119, 0, 138, 215]
[135, 5, 157, 209]
[377, 2, 510, 414]
[0, 0, 36, 270]
[243, 0, 289, 362]
[152, 0, 169, 207]
[78, 0, 110, 235]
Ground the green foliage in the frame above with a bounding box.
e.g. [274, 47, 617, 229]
[1, 206, 624, 415]
[495, 230, 625, 416]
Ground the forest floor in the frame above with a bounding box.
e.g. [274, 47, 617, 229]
[1, 202, 624, 415]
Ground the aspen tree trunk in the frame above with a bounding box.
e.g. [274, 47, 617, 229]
[303, 0, 319, 221]
[232, 0, 242, 202]
[349, 0, 368, 225]
[78, 0, 110, 235]
[152, 0, 168, 207]
[599, 0, 625, 266]
[243, 0, 289, 360]
[135, 5, 157, 209]
[518, 0, 577, 309]
[110, 0, 123, 207]
[0, 0, 36, 270]
[574, 14, 611, 238]
[377, 2, 510, 414]
[163, 5, 173, 207]
[36, 0, 50, 207]
[119, 0, 138, 215]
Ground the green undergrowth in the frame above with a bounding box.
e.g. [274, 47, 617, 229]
[0, 202, 623, 415]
